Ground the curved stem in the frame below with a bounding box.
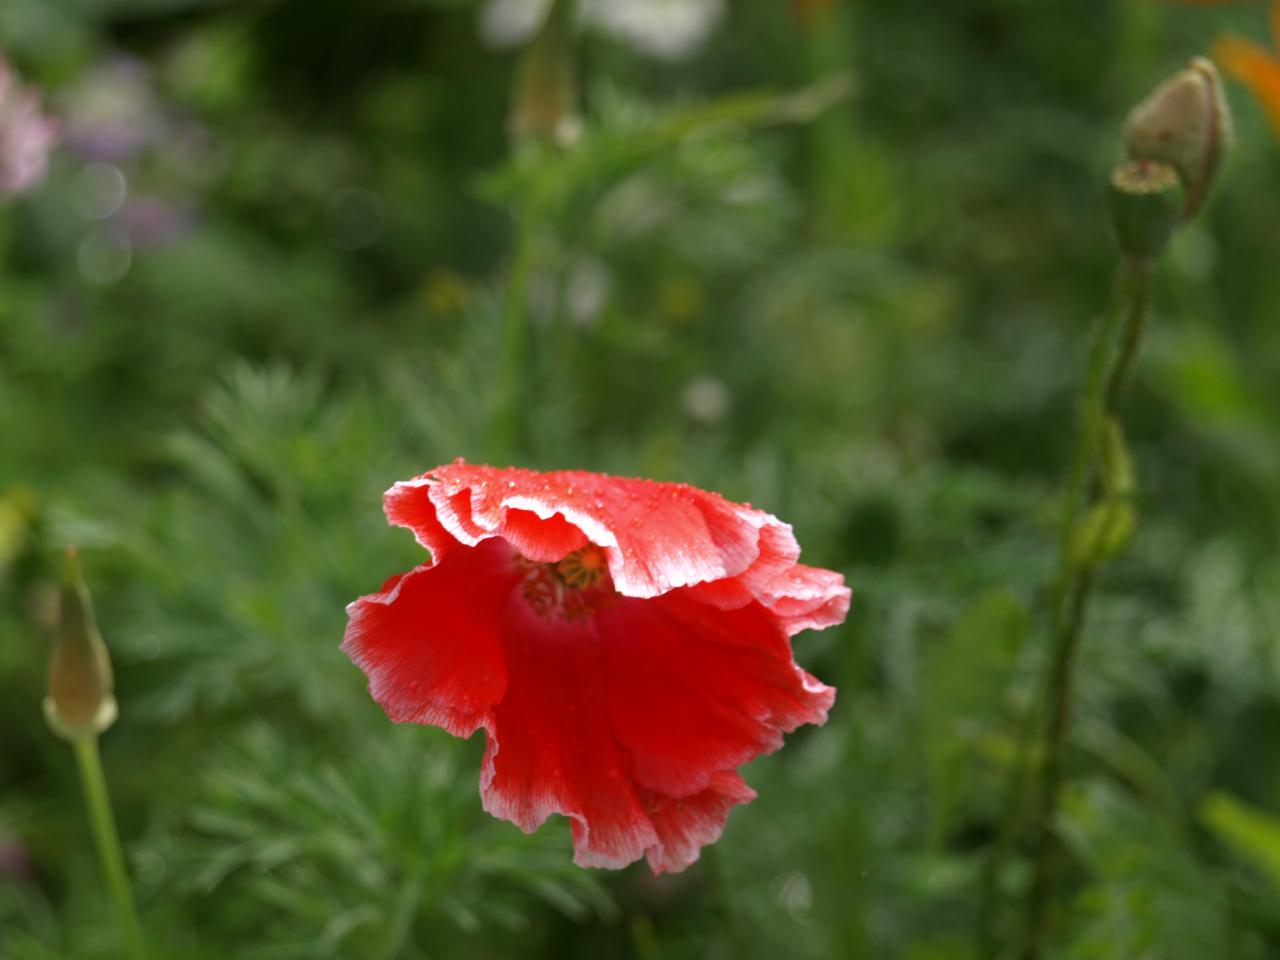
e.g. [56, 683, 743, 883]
[1051, 269, 1133, 604]
[629, 914, 663, 960]
[73, 736, 146, 960]
[489, 203, 539, 465]
[976, 268, 1132, 950]
[1019, 570, 1095, 960]
[1105, 260, 1151, 410]
[381, 861, 426, 960]
[1019, 262, 1151, 959]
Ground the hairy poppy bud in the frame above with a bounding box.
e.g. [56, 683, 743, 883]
[1123, 57, 1232, 220]
[509, 0, 578, 145]
[1107, 160, 1183, 262]
[44, 548, 117, 741]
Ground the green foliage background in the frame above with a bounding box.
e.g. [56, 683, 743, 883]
[3, 0, 1280, 957]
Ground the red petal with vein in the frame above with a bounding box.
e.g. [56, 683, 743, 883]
[341, 538, 517, 737]
[642, 771, 757, 874]
[481, 591, 660, 869]
[598, 591, 835, 798]
[760, 564, 852, 634]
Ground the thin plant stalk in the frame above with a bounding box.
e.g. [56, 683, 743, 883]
[1049, 268, 1140, 614]
[1020, 261, 1152, 960]
[72, 735, 146, 960]
[381, 861, 426, 960]
[1104, 261, 1151, 411]
[490, 202, 539, 464]
[987, 53, 1227, 955]
[489, 0, 573, 465]
[703, 844, 749, 960]
[628, 914, 664, 960]
[975, 268, 1132, 949]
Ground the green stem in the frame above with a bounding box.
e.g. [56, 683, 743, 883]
[1104, 260, 1151, 411]
[975, 268, 1133, 950]
[1051, 268, 1134, 605]
[73, 736, 146, 960]
[490, 0, 573, 465]
[703, 845, 748, 960]
[1019, 570, 1095, 960]
[489, 202, 539, 464]
[1019, 262, 1151, 960]
[381, 862, 426, 960]
[628, 914, 663, 960]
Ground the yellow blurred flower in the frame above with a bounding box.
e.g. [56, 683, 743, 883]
[657, 277, 704, 327]
[421, 268, 471, 316]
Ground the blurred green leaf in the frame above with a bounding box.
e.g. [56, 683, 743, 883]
[1200, 792, 1280, 894]
[1058, 781, 1228, 960]
[920, 589, 1029, 841]
[140, 724, 615, 959]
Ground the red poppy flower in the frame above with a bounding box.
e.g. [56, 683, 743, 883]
[343, 462, 849, 873]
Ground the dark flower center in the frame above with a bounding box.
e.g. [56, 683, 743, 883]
[518, 545, 616, 621]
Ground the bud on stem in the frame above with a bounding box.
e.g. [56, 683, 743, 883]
[509, 0, 578, 146]
[45, 547, 118, 742]
[1107, 160, 1183, 263]
[1123, 56, 1232, 220]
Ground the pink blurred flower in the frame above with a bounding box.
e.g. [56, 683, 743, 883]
[0, 57, 58, 197]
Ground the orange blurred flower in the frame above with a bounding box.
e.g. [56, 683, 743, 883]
[1212, 0, 1280, 135]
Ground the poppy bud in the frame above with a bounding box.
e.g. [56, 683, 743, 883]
[509, 0, 578, 145]
[1123, 57, 1233, 220]
[1107, 160, 1183, 262]
[44, 548, 117, 741]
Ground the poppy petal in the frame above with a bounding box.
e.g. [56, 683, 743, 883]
[383, 477, 459, 562]
[385, 463, 812, 600]
[687, 559, 851, 637]
[480, 591, 660, 869]
[598, 590, 836, 799]
[642, 771, 757, 874]
[760, 563, 853, 635]
[341, 538, 517, 737]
